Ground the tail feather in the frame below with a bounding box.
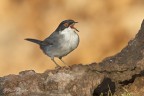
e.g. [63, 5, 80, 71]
[25, 38, 42, 45]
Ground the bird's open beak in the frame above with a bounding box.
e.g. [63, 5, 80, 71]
[71, 22, 79, 32]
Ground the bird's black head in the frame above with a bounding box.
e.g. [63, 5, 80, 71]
[56, 19, 79, 32]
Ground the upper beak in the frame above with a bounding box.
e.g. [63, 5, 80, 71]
[70, 21, 79, 32]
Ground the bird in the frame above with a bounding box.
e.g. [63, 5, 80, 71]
[25, 19, 79, 68]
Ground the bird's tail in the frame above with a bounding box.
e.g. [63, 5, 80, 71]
[25, 38, 42, 45]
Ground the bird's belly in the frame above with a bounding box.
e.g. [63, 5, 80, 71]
[44, 39, 78, 57]
[60, 33, 79, 56]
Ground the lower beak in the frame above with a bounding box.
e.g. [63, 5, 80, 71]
[74, 27, 79, 32]
[73, 22, 79, 32]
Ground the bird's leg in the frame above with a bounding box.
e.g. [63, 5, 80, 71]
[59, 57, 69, 67]
[51, 57, 61, 68]
[59, 57, 65, 64]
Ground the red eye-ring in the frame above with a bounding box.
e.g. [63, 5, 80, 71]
[64, 23, 68, 27]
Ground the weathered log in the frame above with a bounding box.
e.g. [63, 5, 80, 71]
[0, 20, 144, 96]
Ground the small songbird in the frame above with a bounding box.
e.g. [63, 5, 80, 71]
[25, 19, 79, 68]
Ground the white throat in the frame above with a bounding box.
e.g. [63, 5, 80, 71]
[60, 27, 75, 34]
[60, 27, 77, 39]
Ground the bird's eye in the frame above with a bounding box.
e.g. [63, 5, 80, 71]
[64, 23, 69, 27]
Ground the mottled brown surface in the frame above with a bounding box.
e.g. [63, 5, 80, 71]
[0, 66, 104, 96]
[0, 20, 144, 96]
[1, 0, 144, 76]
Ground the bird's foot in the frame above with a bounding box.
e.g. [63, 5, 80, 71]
[62, 65, 72, 70]
[65, 65, 71, 68]
[62, 63, 70, 68]
[55, 65, 61, 69]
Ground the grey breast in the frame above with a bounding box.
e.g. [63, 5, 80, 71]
[40, 32, 65, 57]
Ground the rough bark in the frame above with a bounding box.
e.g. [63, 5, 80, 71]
[0, 20, 144, 96]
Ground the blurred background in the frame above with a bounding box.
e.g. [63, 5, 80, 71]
[0, 0, 144, 76]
